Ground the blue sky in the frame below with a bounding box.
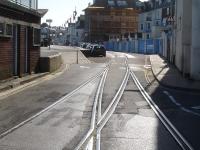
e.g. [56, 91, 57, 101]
[39, 0, 93, 26]
[39, 0, 147, 26]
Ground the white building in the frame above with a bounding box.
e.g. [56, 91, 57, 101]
[66, 15, 85, 45]
[175, 0, 200, 80]
[138, 8, 163, 39]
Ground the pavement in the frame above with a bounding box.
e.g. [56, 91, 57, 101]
[0, 45, 90, 94]
[0, 73, 48, 92]
[150, 55, 200, 91]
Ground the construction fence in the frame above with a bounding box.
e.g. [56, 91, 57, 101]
[104, 39, 163, 54]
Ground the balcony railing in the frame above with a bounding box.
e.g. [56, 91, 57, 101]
[8, 0, 38, 10]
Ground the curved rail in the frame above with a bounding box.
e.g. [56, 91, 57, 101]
[74, 67, 109, 150]
[75, 58, 130, 150]
[128, 58, 194, 150]
[96, 58, 130, 150]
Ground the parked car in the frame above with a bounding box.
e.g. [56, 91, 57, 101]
[91, 45, 106, 57]
[80, 43, 87, 49]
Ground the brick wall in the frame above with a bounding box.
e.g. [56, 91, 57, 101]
[19, 25, 25, 76]
[0, 37, 13, 80]
[0, 3, 41, 80]
[28, 27, 40, 74]
[0, 26, 40, 80]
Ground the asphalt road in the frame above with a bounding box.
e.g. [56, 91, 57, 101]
[0, 48, 199, 150]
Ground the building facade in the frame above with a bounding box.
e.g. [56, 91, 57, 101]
[0, 0, 46, 80]
[175, 0, 200, 79]
[84, 0, 140, 42]
[138, 0, 175, 62]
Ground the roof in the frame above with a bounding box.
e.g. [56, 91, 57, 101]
[84, 6, 137, 11]
[37, 9, 48, 17]
[0, 0, 47, 17]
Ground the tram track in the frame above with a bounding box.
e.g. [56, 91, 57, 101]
[0, 65, 108, 140]
[75, 58, 129, 150]
[76, 55, 194, 150]
[0, 54, 193, 150]
[128, 58, 194, 150]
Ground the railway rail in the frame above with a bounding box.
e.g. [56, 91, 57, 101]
[0, 55, 194, 150]
[0, 65, 109, 139]
[75, 56, 194, 150]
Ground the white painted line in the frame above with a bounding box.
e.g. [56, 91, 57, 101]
[80, 66, 90, 69]
[192, 105, 200, 110]
[163, 91, 181, 107]
[119, 67, 126, 70]
[181, 107, 200, 117]
[130, 66, 143, 71]
[163, 91, 200, 117]
[130, 69, 194, 150]
[125, 54, 135, 58]
[144, 65, 152, 69]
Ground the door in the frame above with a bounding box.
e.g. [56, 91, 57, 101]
[13, 24, 20, 76]
[24, 27, 30, 74]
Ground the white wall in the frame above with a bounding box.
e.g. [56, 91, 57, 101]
[175, 0, 192, 75]
[191, 0, 200, 79]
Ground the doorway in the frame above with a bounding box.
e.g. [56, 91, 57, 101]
[13, 24, 20, 77]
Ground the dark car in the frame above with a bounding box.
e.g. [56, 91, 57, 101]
[91, 45, 106, 57]
[80, 43, 87, 49]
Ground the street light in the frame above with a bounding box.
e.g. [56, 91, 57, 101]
[46, 19, 53, 50]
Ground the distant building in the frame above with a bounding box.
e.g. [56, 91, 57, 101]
[138, 0, 175, 62]
[0, 0, 47, 80]
[75, 15, 85, 43]
[66, 15, 85, 45]
[84, 0, 140, 42]
[66, 23, 76, 45]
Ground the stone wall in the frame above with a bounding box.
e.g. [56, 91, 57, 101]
[39, 53, 62, 73]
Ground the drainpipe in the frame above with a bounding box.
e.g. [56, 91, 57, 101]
[29, 0, 31, 9]
[36, 0, 38, 10]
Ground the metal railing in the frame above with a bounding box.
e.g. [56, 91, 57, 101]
[7, 0, 38, 10]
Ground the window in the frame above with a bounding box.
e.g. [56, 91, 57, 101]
[5, 24, 13, 36]
[147, 23, 151, 30]
[0, 23, 12, 37]
[156, 21, 159, 26]
[0, 23, 4, 35]
[108, 0, 115, 7]
[141, 24, 143, 30]
[33, 28, 41, 46]
[117, 0, 128, 7]
[146, 34, 150, 39]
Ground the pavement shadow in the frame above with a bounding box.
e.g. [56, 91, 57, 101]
[147, 66, 200, 150]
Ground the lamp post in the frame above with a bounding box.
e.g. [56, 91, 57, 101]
[46, 19, 53, 50]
